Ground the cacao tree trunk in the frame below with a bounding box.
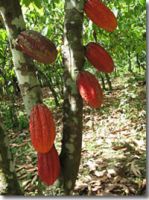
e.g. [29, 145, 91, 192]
[1, 0, 85, 196]
[0, 119, 22, 195]
[0, 0, 43, 116]
[59, 0, 85, 195]
[0, 0, 43, 195]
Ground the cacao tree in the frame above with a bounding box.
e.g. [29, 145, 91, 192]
[59, 0, 85, 194]
[0, 0, 43, 195]
[0, 0, 85, 195]
[0, 0, 42, 115]
[0, 0, 145, 196]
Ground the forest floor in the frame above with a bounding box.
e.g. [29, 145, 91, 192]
[4, 73, 146, 196]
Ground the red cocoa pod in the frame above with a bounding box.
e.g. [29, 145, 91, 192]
[77, 71, 103, 108]
[38, 145, 61, 185]
[85, 42, 114, 73]
[84, 0, 117, 32]
[16, 30, 57, 64]
[29, 104, 56, 153]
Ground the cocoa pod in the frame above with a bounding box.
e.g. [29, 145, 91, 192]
[38, 145, 61, 185]
[16, 30, 57, 64]
[77, 71, 103, 108]
[85, 42, 114, 73]
[29, 104, 56, 153]
[84, 0, 117, 32]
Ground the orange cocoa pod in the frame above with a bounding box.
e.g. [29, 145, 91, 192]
[77, 71, 103, 108]
[38, 145, 61, 185]
[16, 30, 57, 64]
[29, 104, 56, 153]
[85, 42, 114, 73]
[84, 0, 117, 32]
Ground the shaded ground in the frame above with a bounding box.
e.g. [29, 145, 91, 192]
[3, 73, 146, 196]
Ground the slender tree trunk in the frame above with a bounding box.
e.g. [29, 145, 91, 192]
[1, 0, 85, 196]
[99, 73, 106, 90]
[59, 0, 85, 195]
[0, 121, 22, 195]
[105, 73, 112, 91]
[128, 50, 132, 73]
[0, 0, 43, 195]
[0, 0, 42, 116]
[136, 53, 141, 72]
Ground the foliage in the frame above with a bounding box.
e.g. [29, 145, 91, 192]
[83, 0, 146, 76]
[0, 0, 146, 196]
[5, 73, 146, 196]
[0, 0, 146, 98]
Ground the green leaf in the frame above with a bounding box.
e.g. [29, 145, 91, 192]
[21, 0, 41, 8]
[33, 0, 42, 8]
[139, 0, 145, 6]
[21, 0, 31, 6]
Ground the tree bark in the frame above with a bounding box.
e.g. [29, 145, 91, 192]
[1, 0, 85, 195]
[0, 0, 42, 116]
[59, 0, 85, 195]
[0, 0, 43, 195]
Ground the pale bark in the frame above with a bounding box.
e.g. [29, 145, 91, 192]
[59, 0, 85, 194]
[1, 0, 86, 195]
[0, 0, 43, 195]
[0, 0, 42, 116]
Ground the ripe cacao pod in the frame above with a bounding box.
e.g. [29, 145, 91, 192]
[77, 71, 103, 108]
[16, 30, 57, 64]
[29, 104, 56, 153]
[38, 145, 61, 185]
[85, 42, 114, 73]
[84, 0, 117, 32]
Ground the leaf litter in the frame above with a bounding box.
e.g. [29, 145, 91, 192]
[7, 74, 146, 196]
[74, 75, 146, 196]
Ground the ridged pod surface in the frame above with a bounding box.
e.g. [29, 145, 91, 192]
[77, 71, 103, 108]
[38, 145, 61, 185]
[84, 0, 117, 32]
[85, 42, 114, 73]
[29, 104, 56, 153]
[16, 30, 57, 64]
